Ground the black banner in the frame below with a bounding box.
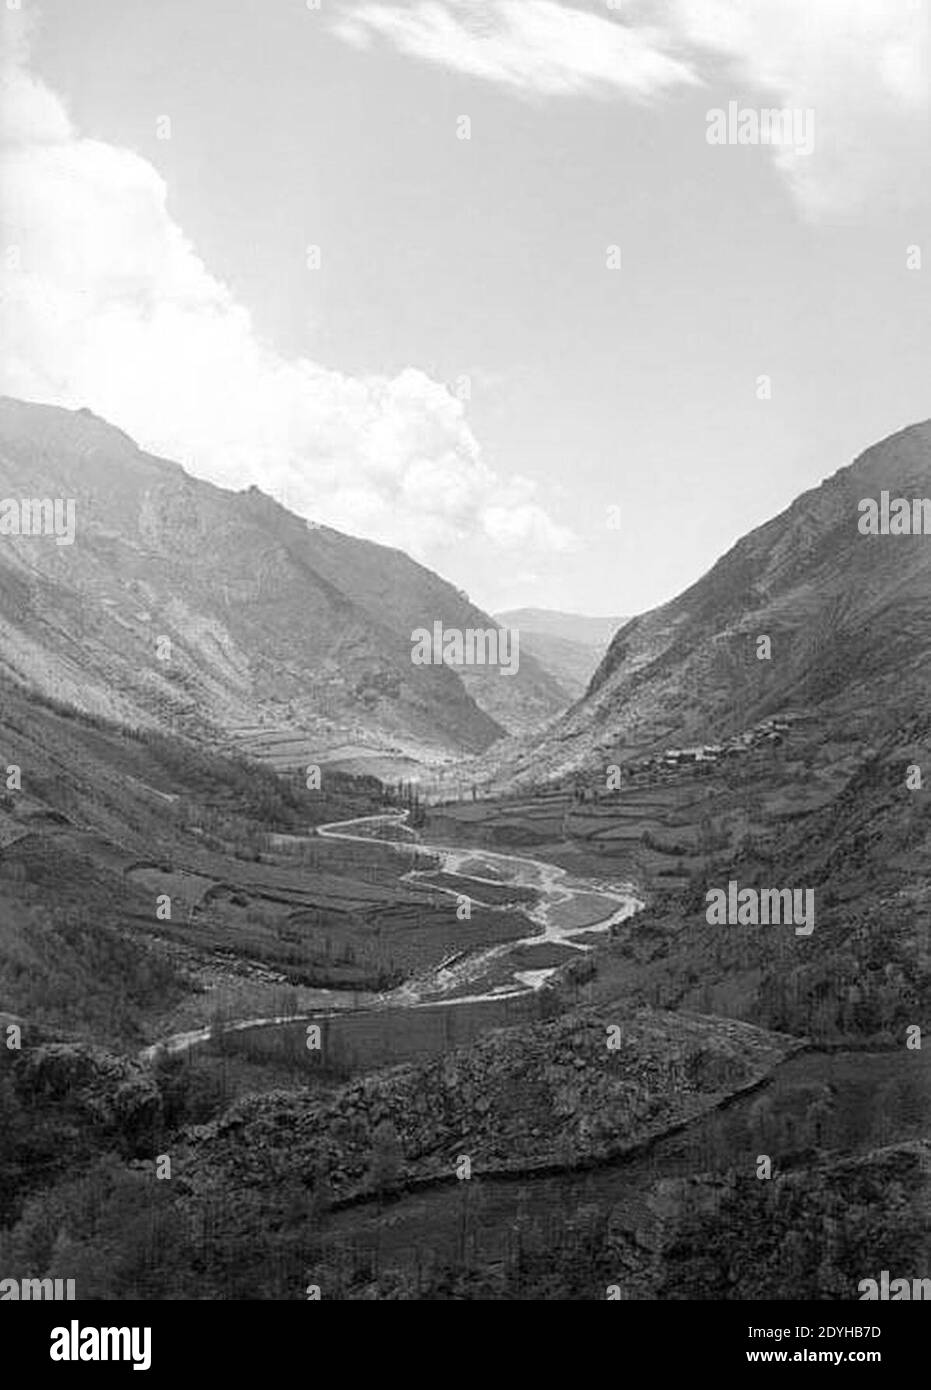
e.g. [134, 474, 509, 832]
[1, 1300, 925, 1378]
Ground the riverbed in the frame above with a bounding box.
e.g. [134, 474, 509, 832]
[143, 809, 643, 1062]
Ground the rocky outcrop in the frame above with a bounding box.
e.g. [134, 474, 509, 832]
[178, 1007, 796, 1203]
[12, 1043, 163, 1152]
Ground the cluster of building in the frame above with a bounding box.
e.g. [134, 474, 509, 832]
[662, 717, 793, 766]
[607, 716, 796, 781]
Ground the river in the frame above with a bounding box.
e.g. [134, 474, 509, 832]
[142, 809, 643, 1062]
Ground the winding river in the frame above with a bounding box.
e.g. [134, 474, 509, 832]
[142, 810, 642, 1061]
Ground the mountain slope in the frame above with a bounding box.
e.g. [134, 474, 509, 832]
[0, 398, 566, 768]
[485, 421, 931, 786]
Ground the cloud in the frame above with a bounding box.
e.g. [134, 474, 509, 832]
[0, 18, 573, 566]
[672, 0, 930, 220]
[332, 0, 698, 99]
[333, 0, 929, 218]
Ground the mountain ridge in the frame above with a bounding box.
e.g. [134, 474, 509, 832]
[0, 396, 568, 771]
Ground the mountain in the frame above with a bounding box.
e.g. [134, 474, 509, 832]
[495, 609, 625, 647]
[494, 607, 626, 699]
[0, 398, 567, 772]
[0, 408, 926, 1306]
[485, 421, 931, 787]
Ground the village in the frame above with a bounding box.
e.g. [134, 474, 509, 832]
[649, 714, 795, 769]
[592, 713, 802, 795]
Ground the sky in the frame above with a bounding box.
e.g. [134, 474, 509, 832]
[1, 0, 929, 617]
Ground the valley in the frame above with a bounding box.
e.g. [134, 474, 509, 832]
[3, 0, 930, 1330]
[0, 401, 927, 1301]
[0, 675, 925, 1299]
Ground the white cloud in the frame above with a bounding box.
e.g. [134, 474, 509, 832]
[332, 0, 698, 99]
[333, 0, 929, 218]
[0, 24, 573, 567]
[672, 0, 930, 219]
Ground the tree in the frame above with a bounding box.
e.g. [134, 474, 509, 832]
[368, 1119, 403, 1198]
